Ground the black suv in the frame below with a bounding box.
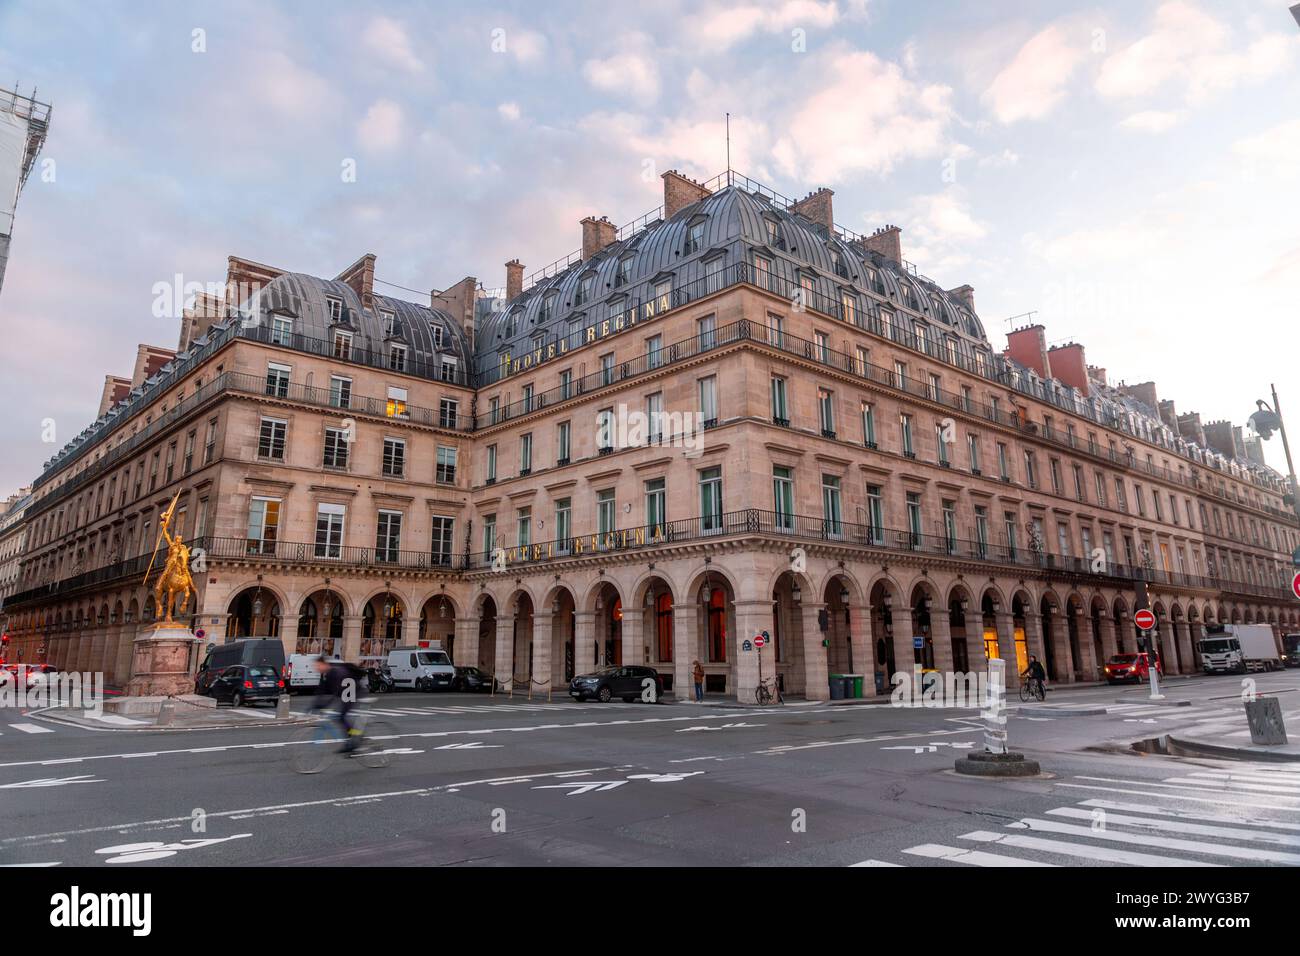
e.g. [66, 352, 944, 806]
[569, 665, 664, 703]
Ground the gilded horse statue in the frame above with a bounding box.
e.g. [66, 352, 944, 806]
[150, 509, 197, 625]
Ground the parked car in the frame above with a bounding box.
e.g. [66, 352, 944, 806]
[205, 664, 284, 707]
[386, 646, 455, 692]
[451, 666, 496, 693]
[1104, 652, 1162, 684]
[1283, 634, 1300, 669]
[1, 663, 56, 691]
[569, 665, 664, 703]
[196, 639, 286, 695]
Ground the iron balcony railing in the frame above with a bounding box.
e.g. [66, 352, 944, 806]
[6, 512, 1294, 611]
[231, 370, 475, 431]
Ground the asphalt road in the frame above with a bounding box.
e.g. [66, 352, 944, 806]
[2, 672, 1299, 868]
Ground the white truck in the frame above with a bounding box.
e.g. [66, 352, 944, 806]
[286, 653, 341, 690]
[1198, 624, 1282, 674]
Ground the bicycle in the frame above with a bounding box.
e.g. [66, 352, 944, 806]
[1018, 677, 1046, 703]
[755, 675, 784, 706]
[289, 707, 398, 774]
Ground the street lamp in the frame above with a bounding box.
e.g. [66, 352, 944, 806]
[1249, 385, 1300, 527]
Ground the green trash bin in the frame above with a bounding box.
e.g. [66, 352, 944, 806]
[852, 675, 864, 698]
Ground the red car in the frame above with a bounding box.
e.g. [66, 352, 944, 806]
[1104, 652, 1162, 684]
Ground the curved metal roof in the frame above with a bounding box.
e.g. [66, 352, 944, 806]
[475, 184, 993, 363]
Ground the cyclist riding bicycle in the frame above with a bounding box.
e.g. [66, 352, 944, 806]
[313, 656, 365, 754]
[1021, 656, 1047, 696]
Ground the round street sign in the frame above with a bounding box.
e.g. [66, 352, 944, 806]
[754, 634, 767, 649]
[1134, 608, 1156, 631]
[195, 628, 206, 640]
[1292, 570, 1300, 601]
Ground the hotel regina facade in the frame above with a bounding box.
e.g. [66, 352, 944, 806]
[5, 170, 1299, 702]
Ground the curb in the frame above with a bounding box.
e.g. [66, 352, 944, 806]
[1165, 734, 1300, 763]
[1113, 698, 1192, 707]
[1011, 705, 1108, 716]
[28, 705, 316, 733]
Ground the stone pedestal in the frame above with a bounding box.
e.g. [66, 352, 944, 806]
[125, 624, 201, 697]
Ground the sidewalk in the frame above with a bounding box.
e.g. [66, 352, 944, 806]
[1163, 700, 1300, 762]
[30, 696, 313, 732]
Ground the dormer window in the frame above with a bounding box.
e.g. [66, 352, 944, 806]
[765, 218, 785, 250]
[539, 293, 557, 323]
[506, 307, 522, 338]
[326, 297, 343, 322]
[575, 273, 593, 306]
[389, 343, 407, 373]
[832, 250, 848, 279]
[381, 310, 397, 336]
[432, 325, 444, 349]
[615, 255, 633, 288]
[332, 329, 353, 360]
[684, 219, 705, 256]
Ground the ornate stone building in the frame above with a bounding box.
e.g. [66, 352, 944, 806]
[5, 170, 1298, 701]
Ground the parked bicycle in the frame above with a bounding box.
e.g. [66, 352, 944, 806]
[289, 707, 397, 774]
[755, 675, 784, 706]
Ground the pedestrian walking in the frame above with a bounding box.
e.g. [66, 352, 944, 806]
[692, 660, 705, 702]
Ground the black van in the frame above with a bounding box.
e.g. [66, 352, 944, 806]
[196, 639, 286, 696]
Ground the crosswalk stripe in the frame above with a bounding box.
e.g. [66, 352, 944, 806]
[1162, 776, 1300, 796]
[1061, 781, 1300, 813]
[850, 860, 903, 867]
[961, 829, 1220, 867]
[1013, 817, 1300, 864]
[1046, 807, 1300, 847]
[1076, 775, 1300, 801]
[7, 723, 53, 734]
[1078, 799, 1300, 831]
[903, 843, 1055, 867]
[1187, 770, 1300, 785]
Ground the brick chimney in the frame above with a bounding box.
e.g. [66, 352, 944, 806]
[336, 252, 377, 313]
[505, 259, 524, 300]
[581, 216, 618, 259]
[662, 170, 711, 218]
[1087, 365, 1108, 388]
[98, 375, 131, 417]
[1204, 420, 1243, 459]
[1004, 324, 1049, 378]
[858, 225, 903, 264]
[790, 188, 834, 232]
[1046, 342, 1089, 396]
[1120, 381, 1159, 414]
[1177, 411, 1206, 446]
[432, 276, 478, 351]
[1157, 399, 1178, 431]
[947, 284, 974, 311]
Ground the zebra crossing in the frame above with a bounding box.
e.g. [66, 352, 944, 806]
[1023, 701, 1244, 724]
[851, 763, 1300, 867]
[2, 723, 56, 735]
[357, 699, 648, 719]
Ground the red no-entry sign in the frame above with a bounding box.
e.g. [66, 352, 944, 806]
[1292, 571, 1300, 601]
[754, 634, 767, 649]
[1134, 609, 1156, 631]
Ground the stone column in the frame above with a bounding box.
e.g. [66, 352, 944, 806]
[622, 606, 644, 670]
[341, 614, 363, 663]
[966, 612, 990, 671]
[1098, 614, 1118, 662]
[999, 612, 1023, 686]
[732, 600, 773, 703]
[453, 616, 479, 667]
[891, 609, 915, 684]
[574, 611, 597, 679]
[1074, 610, 1097, 682]
[803, 602, 829, 701]
[1188, 622, 1205, 672]
[1174, 621, 1194, 678]
[495, 615, 516, 691]
[1157, 618, 1177, 675]
[402, 612, 420, 647]
[1047, 613, 1073, 682]
[673, 603, 698, 701]
[281, 613, 301, 659]
[930, 606, 954, 674]
[532, 615, 554, 699]
[848, 603, 874, 696]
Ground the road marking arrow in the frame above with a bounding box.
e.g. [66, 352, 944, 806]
[435, 742, 502, 750]
[675, 722, 764, 732]
[533, 781, 628, 795]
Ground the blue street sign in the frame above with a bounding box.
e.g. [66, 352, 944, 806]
[913, 637, 924, 649]
[742, 640, 753, 652]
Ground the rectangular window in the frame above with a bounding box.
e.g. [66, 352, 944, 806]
[326, 298, 343, 323]
[866, 485, 884, 545]
[329, 375, 352, 409]
[1049, 458, 1062, 495]
[203, 418, 217, 465]
[773, 466, 794, 531]
[247, 497, 281, 555]
[645, 478, 667, 535]
[968, 434, 981, 473]
[486, 444, 498, 482]
[1023, 450, 1037, 489]
[906, 492, 922, 547]
[516, 507, 531, 548]
[430, 516, 454, 566]
[900, 414, 914, 457]
[597, 409, 614, 453]
[557, 421, 571, 464]
[555, 498, 572, 550]
[936, 422, 949, 465]
[769, 313, 786, 348]
[927, 372, 941, 402]
[1057, 522, 1072, 557]
[646, 392, 664, 441]
[699, 467, 723, 532]
[559, 369, 573, 400]
[436, 445, 457, 484]
[975, 506, 989, 557]
[376, 510, 402, 562]
[601, 352, 615, 386]
[519, 432, 533, 474]
[388, 344, 407, 372]
[646, 334, 663, 369]
[382, 437, 406, 478]
[386, 386, 408, 419]
[815, 331, 829, 363]
[265, 362, 290, 397]
[314, 503, 344, 559]
[821, 474, 842, 537]
[862, 401, 877, 447]
[942, 499, 957, 553]
[698, 314, 717, 350]
[438, 398, 459, 429]
[698, 376, 718, 426]
[271, 315, 292, 345]
[597, 490, 616, 535]
[332, 329, 352, 359]
[323, 427, 349, 469]
[483, 515, 496, 555]
[818, 389, 835, 437]
[182, 431, 196, 474]
[258, 418, 287, 460]
[997, 442, 1009, 480]
[771, 376, 789, 425]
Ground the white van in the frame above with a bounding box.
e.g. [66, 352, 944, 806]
[386, 646, 455, 691]
[286, 654, 340, 690]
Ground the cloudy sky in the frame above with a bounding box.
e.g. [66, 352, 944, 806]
[1, 0, 1298, 495]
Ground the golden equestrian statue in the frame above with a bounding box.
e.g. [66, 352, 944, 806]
[143, 492, 198, 626]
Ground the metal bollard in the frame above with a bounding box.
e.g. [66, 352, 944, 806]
[276, 694, 291, 719]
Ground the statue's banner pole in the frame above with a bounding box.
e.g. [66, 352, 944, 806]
[142, 490, 181, 591]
